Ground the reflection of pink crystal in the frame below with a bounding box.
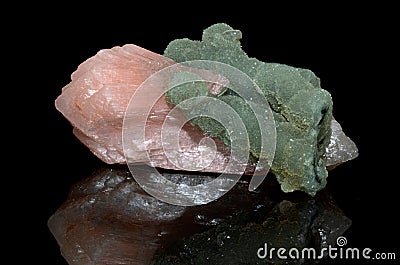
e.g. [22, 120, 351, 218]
[56, 44, 250, 173]
[47, 168, 277, 264]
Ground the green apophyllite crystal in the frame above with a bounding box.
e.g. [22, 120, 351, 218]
[163, 23, 333, 196]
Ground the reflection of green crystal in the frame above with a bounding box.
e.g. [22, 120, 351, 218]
[164, 23, 333, 195]
[152, 196, 351, 264]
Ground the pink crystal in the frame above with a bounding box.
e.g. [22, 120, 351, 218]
[56, 45, 174, 163]
[56, 44, 253, 173]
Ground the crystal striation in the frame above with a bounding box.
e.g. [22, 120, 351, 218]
[55, 44, 175, 164]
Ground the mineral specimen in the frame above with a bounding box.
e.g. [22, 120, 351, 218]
[48, 167, 351, 265]
[164, 23, 334, 195]
[55, 24, 358, 195]
[55, 44, 256, 174]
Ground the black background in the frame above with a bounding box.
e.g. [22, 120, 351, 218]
[19, 4, 398, 264]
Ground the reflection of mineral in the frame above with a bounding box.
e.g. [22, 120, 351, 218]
[48, 168, 351, 265]
[152, 193, 351, 265]
[48, 167, 279, 265]
[164, 23, 336, 195]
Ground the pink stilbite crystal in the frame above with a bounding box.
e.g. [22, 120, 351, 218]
[55, 44, 250, 173]
[56, 44, 175, 163]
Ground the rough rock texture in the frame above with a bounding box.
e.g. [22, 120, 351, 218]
[164, 23, 334, 195]
[48, 167, 351, 265]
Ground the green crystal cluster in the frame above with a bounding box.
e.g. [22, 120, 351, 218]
[164, 23, 333, 195]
